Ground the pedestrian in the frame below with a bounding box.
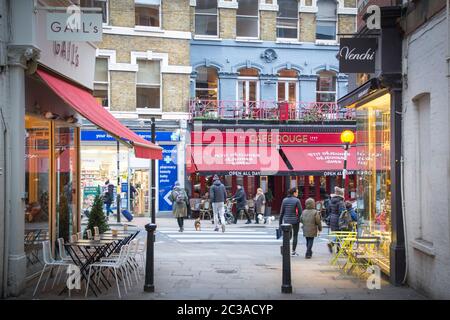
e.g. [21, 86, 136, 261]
[254, 188, 266, 224]
[210, 175, 227, 232]
[129, 183, 137, 212]
[279, 187, 303, 256]
[327, 186, 346, 252]
[170, 182, 188, 232]
[103, 180, 114, 220]
[232, 184, 251, 224]
[185, 187, 192, 219]
[300, 198, 323, 259]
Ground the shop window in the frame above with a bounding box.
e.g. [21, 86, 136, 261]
[316, 70, 337, 102]
[94, 57, 109, 108]
[25, 115, 51, 277]
[356, 93, 392, 273]
[136, 60, 161, 109]
[316, 0, 337, 41]
[195, 0, 218, 36]
[55, 125, 78, 242]
[80, 0, 108, 24]
[236, 0, 259, 38]
[135, 3, 160, 27]
[277, 0, 298, 39]
[195, 66, 219, 100]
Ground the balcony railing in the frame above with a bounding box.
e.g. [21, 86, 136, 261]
[189, 100, 355, 121]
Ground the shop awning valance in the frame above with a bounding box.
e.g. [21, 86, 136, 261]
[282, 146, 388, 175]
[36, 69, 162, 160]
[188, 145, 291, 176]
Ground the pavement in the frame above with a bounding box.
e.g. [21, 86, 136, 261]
[15, 216, 426, 300]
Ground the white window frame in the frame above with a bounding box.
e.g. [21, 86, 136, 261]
[134, 2, 162, 31]
[315, 0, 338, 45]
[95, 49, 115, 110]
[276, 0, 299, 41]
[276, 78, 299, 103]
[136, 58, 163, 113]
[195, 67, 219, 101]
[236, 1, 260, 40]
[316, 71, 337, 102]
[194, 1, 219, 38]
[80, 0, 109, 26]
[236, 77, 260, 102]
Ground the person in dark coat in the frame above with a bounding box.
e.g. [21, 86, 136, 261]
[254, 188, 266, 224]
[103, 180, 115, 220]
[279, 187, 303, 256]
[232, 185, 251, 224]
[327, 186, 345, 252]
[210, 175, 227, 232]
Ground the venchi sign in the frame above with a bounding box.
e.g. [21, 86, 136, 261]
[339, 38, 377, 73]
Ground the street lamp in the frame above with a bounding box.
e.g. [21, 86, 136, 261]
[340, 130, 355, 191]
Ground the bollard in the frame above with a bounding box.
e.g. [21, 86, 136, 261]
[281, 224, 292, 293]
[144, 223, 157, 292]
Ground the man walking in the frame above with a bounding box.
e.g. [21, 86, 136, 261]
[103, 180, 115, 220]
[170, 182, 188, 232]
[232, 184, 251, 224]
[210, 175, 227, 232]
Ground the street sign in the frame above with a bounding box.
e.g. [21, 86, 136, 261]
[158, 145, 178, 212]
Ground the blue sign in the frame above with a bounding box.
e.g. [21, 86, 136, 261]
[81, 130, 180, 142]
[158, 145, 178, 212]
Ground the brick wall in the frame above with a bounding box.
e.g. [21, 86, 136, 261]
[260, 11, 277, 41]
[402, 10, 450, 299]
[109, 0, 135, 28]
[99, 35, 190, 65]
[299, 13, 316, 42]
[162, 0, 191, 32]
[162, 74, 190, 113]
[338, 14, 356, 39]
[110, 71, 136, 112]
[219, 8, 237, 39]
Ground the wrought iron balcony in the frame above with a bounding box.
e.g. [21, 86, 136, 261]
[188, 100, 355, 122]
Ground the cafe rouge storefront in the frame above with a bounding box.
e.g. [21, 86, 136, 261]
[187, 128, 358, 213]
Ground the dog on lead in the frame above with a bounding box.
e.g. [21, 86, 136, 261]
[194, 218, 201, 231]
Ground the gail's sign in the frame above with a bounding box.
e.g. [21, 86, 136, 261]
[339, 38, 377, 73]
[46, 7, 102, 42]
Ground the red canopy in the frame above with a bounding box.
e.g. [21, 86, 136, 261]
[189, 145, 290, 175]
[36, 69, 162, 160]
[282, 146, 386, 174]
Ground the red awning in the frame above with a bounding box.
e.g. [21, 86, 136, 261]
[282, 146, 386, 174]
[36, 69, 162, 160]
[189, 145, 290, 176]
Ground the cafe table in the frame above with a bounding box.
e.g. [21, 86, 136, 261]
[63, 239, 121, 297]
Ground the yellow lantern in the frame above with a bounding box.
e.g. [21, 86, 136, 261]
[340, 130, 355, 144]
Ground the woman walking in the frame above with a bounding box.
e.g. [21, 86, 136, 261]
[254, 188, 266, 224]
[279, 187, 303, 256]
[170, 182, 188, 232]
[300, 198, 323, 259]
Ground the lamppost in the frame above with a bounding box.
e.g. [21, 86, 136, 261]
[340, 130, 355, 193]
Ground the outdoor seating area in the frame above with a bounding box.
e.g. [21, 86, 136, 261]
[32, 224, 144, 299]
[327, 229, 391, 279]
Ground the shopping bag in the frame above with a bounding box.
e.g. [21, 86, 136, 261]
[276, 227, 282, 239]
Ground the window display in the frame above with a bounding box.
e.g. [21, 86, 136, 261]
[356, 93, 392, 273]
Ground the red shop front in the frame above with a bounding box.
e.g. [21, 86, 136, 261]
[186, 130, 358, 213]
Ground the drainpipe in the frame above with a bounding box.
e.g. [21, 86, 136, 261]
[1, 108, 9, 299]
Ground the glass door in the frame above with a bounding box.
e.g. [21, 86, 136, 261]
[238, 79, 258, 118]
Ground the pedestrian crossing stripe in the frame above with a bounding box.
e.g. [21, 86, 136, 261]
[158, 230, 269, 235]
[167, 235, 276, 239]
[176, 239, 282, 243]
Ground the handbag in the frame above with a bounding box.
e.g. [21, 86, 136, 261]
[276, 227, 282, 239]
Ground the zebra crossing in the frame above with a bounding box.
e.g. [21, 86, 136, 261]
[157, 226, 282, 244]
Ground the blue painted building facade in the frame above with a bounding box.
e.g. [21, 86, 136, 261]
[190, 40, 348, 104]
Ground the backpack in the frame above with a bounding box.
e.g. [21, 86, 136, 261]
[175, 191, 186, 204]
[338, 209, 351, 231]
